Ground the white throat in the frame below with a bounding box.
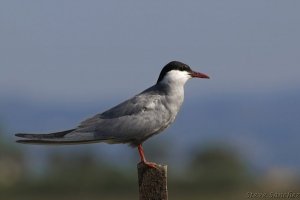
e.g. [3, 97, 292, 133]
[159, 70, 190, 117]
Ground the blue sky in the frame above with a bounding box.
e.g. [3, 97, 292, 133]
[1, 1, 299, 103]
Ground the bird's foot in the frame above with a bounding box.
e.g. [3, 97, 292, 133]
[137, 144, 159, 169]
[140, 161, 158, 169]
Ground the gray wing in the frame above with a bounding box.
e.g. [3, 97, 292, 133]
[15, 88, 173, 146]
[76, 93, 172, 145]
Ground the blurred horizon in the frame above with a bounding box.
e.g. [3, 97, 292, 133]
[2, 87, 300, 173]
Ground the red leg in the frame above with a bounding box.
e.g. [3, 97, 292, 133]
[137, 144, 157, 168]
[138, 144, 147, 162]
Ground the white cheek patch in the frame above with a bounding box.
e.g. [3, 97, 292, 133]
[161, 70, 191, 85]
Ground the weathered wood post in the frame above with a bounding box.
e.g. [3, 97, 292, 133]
[137, 162, 168, 200]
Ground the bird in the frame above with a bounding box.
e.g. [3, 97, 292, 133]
[15, 61, 209, 168]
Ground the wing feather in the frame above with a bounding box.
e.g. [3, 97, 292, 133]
[77, 93, 172, 144]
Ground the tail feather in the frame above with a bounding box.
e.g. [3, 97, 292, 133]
[16, 138, 104, 145]
[15, 129, 117, 145]
[14, 129, 100, 145]
[15, 129, 75, 139]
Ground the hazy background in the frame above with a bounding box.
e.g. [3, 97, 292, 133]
[1, 1, 300, 199]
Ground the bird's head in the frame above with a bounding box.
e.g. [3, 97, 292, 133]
[157, 61, 209, 86]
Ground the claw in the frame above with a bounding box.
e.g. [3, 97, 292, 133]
[141, 161, 158, 169]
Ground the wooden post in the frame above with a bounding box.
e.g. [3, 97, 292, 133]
[137, 162, 168, 200]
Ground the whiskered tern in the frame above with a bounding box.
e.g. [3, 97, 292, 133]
[15, 61, 209, 167]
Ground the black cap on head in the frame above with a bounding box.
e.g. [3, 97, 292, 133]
[157, 61, 192, 83]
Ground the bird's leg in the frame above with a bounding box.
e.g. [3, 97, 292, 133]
[138, 144, 157, 168]
[138, 144, 147, 162]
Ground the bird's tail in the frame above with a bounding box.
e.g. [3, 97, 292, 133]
[15, 129, 102, 145]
